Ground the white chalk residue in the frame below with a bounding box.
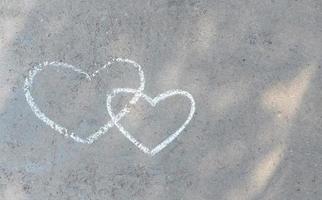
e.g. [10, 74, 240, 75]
[24, 58, 197, 157]
[24, 58, 145, 144]
[106, 88, 196, 156]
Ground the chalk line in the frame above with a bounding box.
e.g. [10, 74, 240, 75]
[106, 88, 196, 156]
[24, 58, 145, 144]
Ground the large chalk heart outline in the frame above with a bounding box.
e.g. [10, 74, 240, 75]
[24, 58, 145, 144]
[106, 88, 196, 156]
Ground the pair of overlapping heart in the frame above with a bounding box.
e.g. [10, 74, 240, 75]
[24, 58, 195, 156]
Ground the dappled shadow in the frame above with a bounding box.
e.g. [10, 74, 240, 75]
[0, 0, 322, 199]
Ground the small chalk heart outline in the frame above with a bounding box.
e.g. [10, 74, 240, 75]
[24, 58, 145, 144]
[106, 88, 196, 156]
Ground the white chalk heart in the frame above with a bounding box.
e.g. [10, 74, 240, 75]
[24, 58, 145, 144]
[106, 88, 196, 156]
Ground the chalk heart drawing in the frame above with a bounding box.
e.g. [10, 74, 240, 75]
[24, 58, 145, 144]
[107, 88, 196, 156]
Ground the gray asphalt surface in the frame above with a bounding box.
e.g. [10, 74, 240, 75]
[1, 0, 322, 199]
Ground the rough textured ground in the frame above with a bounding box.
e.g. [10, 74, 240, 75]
[1, 0, 322, 199]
